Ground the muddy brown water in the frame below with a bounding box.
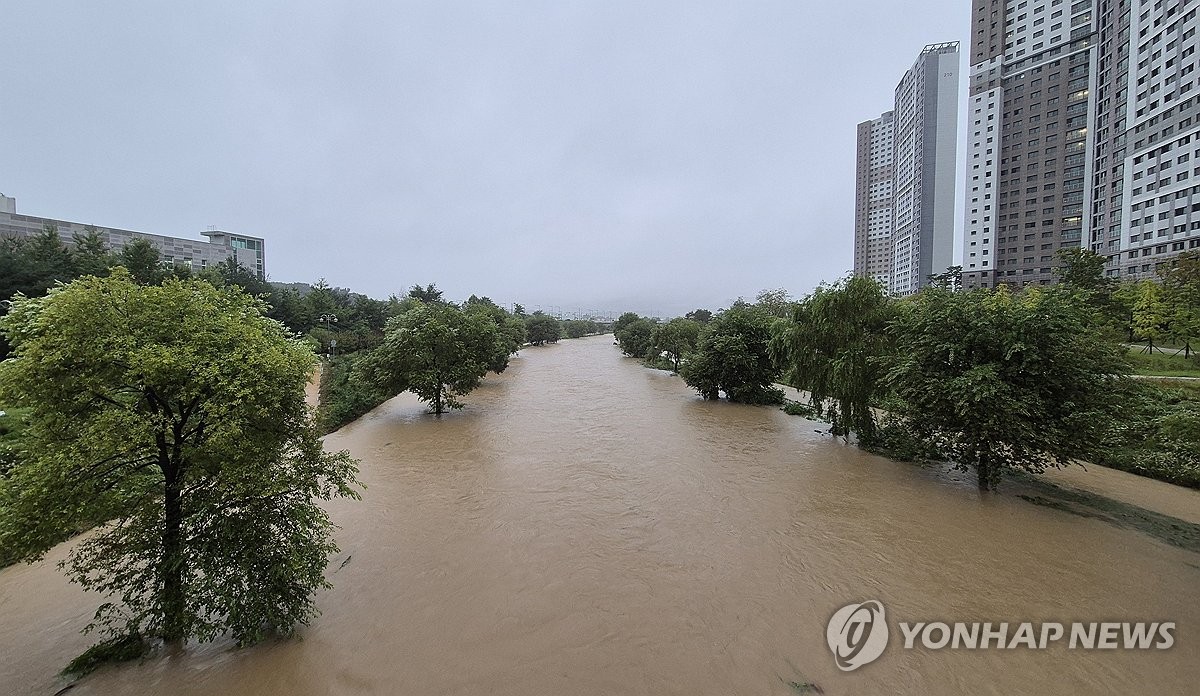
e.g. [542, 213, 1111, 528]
[1, 335, 1197, 695]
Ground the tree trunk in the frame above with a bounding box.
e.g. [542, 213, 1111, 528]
[161, 458, 186, 647]
[976, 456, 992, 492]
[433, 387, 443, 415]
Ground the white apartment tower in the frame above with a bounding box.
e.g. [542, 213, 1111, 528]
[892, 43, 962, 295]
[855, 43, 961, 295]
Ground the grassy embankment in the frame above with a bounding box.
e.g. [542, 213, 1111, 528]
[1125, 347, 1200, 378]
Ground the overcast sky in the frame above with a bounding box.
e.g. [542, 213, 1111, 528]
[3, 1, 969, 317]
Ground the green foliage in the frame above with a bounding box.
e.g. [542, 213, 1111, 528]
[0, 271, 360, 653]
[1158, 250, 1200, 359]
[885, 286, 1129, 490]
[1130, 279, 1168, 350]
[612, 312, 641, 335]
[356, 302, 498, 414]
[770, 276, 894, 440]
[650, 318, 701, 373]
[464, 298, 525, 372]
[407, 282, 444, 303]
[680, 306, 782, 404]
[1053, 248, 1110, 292]
[525, 313, 562, 346]
[754, 288, 794, 318]
[117, 238, 166, 285]
[927, 266, 964, 291]
[684, 308, 713, 324]
[562, 319, 600, 339]
[62, 632, 149, 678]
[316, 354, 388, 433]
[71, 226, 116, 278]
[781, 400, 819, 419]
[1125, 349, 1200, 378]
[615, 318, 656, 358]
[1091, 381, 1200, 488]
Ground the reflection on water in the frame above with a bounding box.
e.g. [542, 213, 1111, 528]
[1, 335, 1197, 695]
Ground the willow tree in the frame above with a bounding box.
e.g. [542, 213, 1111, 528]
[769, 276, 894, 441]
[0, 271, 360, 664]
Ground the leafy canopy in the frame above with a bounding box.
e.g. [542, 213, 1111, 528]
[770, 276, 894, 440]
[357, 302, 499, 414]
[0, 270, 360, 654]
[680, 306, 782, 404]
[885, 286, 1128, 490]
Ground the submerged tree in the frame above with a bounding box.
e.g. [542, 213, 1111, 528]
[886, 286, 1128, 490]
[651, 318, 701, 373]
[615, 317, 656, 359]
[357, 302, 498, 414]
[0, 271, 360, 661]
[680, 306, 781, 404]
[524, 313, 562, 346]
[770, 276, 894, 440]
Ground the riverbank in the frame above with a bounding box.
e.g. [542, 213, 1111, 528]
[772, 383, 1200, 544]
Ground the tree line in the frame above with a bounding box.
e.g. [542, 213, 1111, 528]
[614, 249, 1200, 491]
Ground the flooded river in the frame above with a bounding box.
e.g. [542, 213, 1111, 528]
[2, 334, 1198, 694]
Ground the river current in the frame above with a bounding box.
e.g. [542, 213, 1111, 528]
[1, 334, 1197, 694]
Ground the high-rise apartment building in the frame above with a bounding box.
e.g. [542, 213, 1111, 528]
[892, 43, 962, 296]
[1106, 1, 1200, 277]
[853, 112, 895, 286]
[0, 193, 266, 279]
[854, 44, 960, 295]
[963, 0, 1200, 289]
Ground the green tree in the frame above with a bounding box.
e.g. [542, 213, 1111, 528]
[0, 271, 359, 656]
[770, 276, 894, 440]
[615, 318, 655, 358]
[26, 225, 76, 290]
[612, 312, 641, 335]
[755, 288, 793, 318]
[1159, 250, 1200, 359]
[562, 319, 597, 339]
[684, 308, 713, 324]
[651, 318, 701, 373]
[407, 283, 444, 304]
[71, 226, 115, 278]
[118, 238, 165, 285]
[1053, 248, 1110, 291]
[525, 313, 562, 346]
[357, 303, 496, 414]
[1131, 279, 1168, 353]
[680, 306, 782, 404]
[886, 286, 1128, 490]
[464, 299, 524, 373]
[927, 266, 963, 291]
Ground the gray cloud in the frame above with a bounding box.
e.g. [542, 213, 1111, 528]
[2, 1, 968, 316]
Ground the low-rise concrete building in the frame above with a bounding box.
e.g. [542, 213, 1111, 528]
[0, 193, 265, 279]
